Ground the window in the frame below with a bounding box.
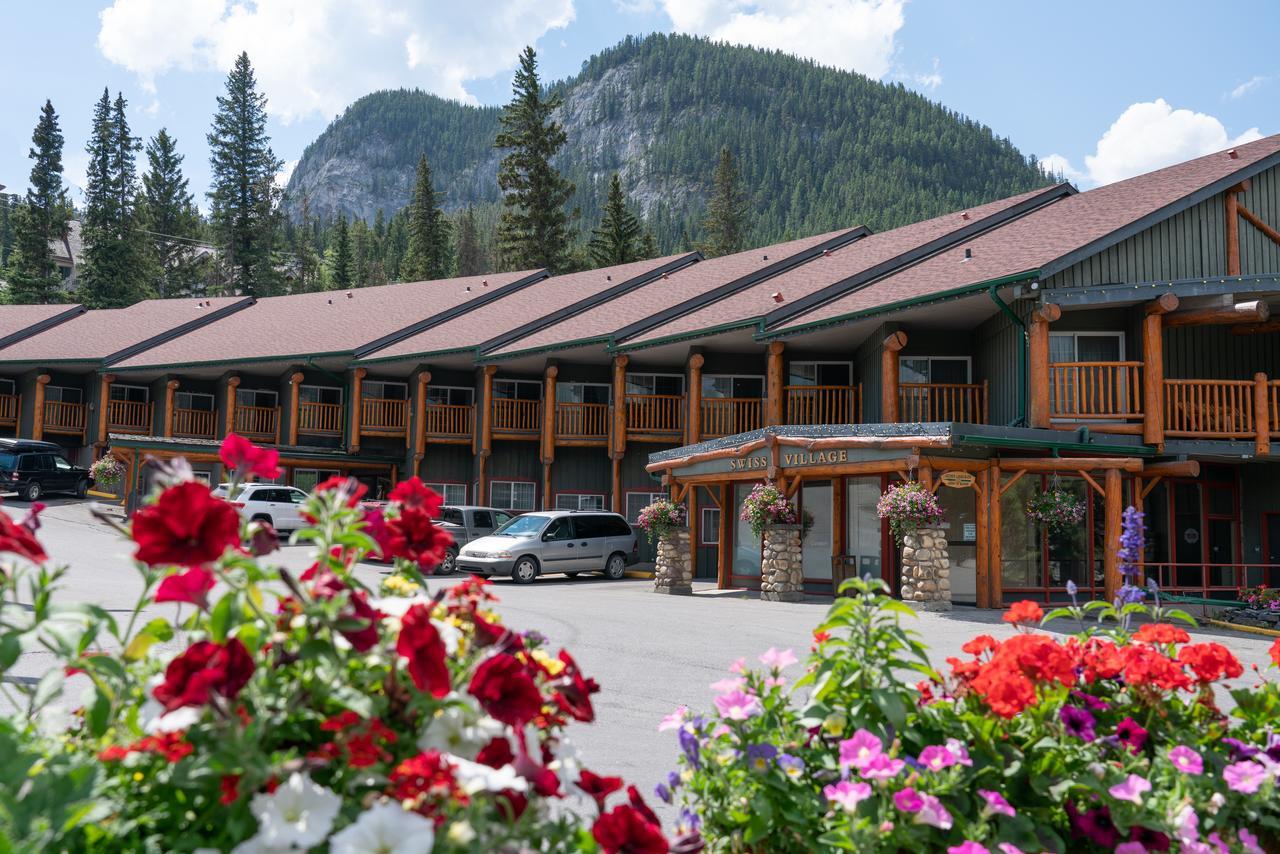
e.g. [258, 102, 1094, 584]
[556, 493, 605, 511]
[556, 383, 610, 404]
[703, 375, 764, 398]
[701, 507, 721, 544]
[626, 373, 683, 396]
[1049, 332, 1124, 363]
[191, 470, 212, 485]
[363, 380, 407, 400]
[899, 357, 970, 384]
[491, 480, 536, 511]
[0, 378, 14, 396]
[45, 385, 82, 404]
[573, 514, 630, 538]
[543, 517, 573, 541]
[175, 391, 214, 411]
[292, 468, 340, 493]
[427, 386, 473, 406]
[425, 482, 468, 505]
[300, 385, 342, 405]
[625, 491, 667, 524]
[493, 379, 541, 401]
[109, 384, 149, 403]
[789, 361, 852, 386]
[236, 388, 277, 408]
[287, 489, 308, 504]
[54, 456, 72, 471]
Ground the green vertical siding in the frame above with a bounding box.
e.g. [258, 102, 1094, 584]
[973, 305, 1027, 426]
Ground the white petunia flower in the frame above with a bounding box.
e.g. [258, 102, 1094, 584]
[446, 754, 527, 795]
[417, 694, 505, 760]
[246, 772, 342, 850]
[445, 822, 476, 845]
[329, 801, 435, 854]
[142, 704, 202, 734]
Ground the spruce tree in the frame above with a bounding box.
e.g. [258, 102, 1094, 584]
[401, 154, 451, 280]
[588, 173, 642, 267]
[329, 215, 353, 290]
[207, 52, 284, 297]
[494, 46, 576, 272]
[140, 129, 203, 297]
[6, 100, 71, 304]
[700, 146, 750, 257]
[639, 229, 659, 260]
[0, 194, 13, 270]
[454, 206, 485, 276]
[292, 193, 320, 292]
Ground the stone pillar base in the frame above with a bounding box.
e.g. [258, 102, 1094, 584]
[761, 524, 803, 602]
[653, 527, 693, 595]
[899, 526, 952, 608]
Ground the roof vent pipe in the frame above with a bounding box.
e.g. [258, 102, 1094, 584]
[771, 291, 784, 303]
[1228, 149, 1239, 160]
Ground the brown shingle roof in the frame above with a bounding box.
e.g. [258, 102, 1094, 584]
[111, 271, 542, 369]
[771, 135, 1280, 334]
[620, 186, 1063, 348]
[0, 303, 84, 347]
[359, 254, 693, 363]
[0, 297, 246, 364]
[482, 229, 859, 358]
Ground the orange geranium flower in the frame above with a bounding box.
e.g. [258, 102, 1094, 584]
[1002, 600, 1044, 625]
[1133, 623, 1191, 645]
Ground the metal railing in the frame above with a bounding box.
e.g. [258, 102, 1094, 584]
[1163, 379, 1255, 438]
[785, 384, 861, 425]
[899, 382, 988, 423]
[1049, 361, 1143, 421]
[360, 397, 408, 435]
[106, 399, 153, 433]
[424, 403, 474, 438]
[234, 405, 279, 442]
[700, 397, 763, 438]
[43, 401, 87, 434]
[555, 402, 609, 439]
[491, 398, 541, 432]
[298, 402, 344, 435]
[624, 393, 684, 434]
[171, 407, 216, 439]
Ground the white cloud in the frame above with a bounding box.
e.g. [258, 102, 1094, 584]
[912, 57, 941, 91]
[1228, 74, 1269, 100]
[1042, 99, 1263, 188]
[275, 158, 298, 189]
[1037, 153, 1086, 185]
[97, 0, 576, 123]
[658, 0, 905, 80]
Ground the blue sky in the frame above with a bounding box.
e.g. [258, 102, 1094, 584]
[1, 0, 1275, 208]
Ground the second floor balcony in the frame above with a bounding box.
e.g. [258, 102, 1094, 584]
[492, 398, 541, 434]
[233, 403, 279, 444]
[899, 381, 989, 424]
[298, 402, 345, 437]
[785, 384, 862, 425]
[360, 397, 408, 438]
[106, 399, 153, 434]
[171, 407, 217, 440]
[555, 402, 610, 442]
[624, 393, 684, 438]
[701, 397, 763, 439]
[44, 400, 87, 436]
[424, 402, 474, 442]
[0, 393, 19, 428]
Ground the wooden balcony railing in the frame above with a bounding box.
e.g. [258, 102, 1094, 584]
[1270, 380, 1280, 438]
[700, 397, 763, 438]
[171, 407, 216, 439]
[298, 402, 345, 436]
[556, 402, 609, 439]
[0, 394, 19, 427]
[234, 405, 279, 443]
[361, 398, 408, 435]
[107, 399, 153, 434]
[624, 393, 684, 435]
[1163, 379, 1256, 438]
[785, 385, 862, 425]
[1049, 362, 1143, 422]
[492, 398, 541, 433]
[899, 382, 988, 424]
[43, 401, 87, 435]
[424, 403, 474, 438]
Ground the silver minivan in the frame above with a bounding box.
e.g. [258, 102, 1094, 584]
[456, 510, 638, 583]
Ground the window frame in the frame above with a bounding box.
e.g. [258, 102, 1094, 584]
[426, 385, 474, 407]
[175, 390, 215, 411]
[702, 374, 766, 399]
[555, 493, 606, 511]
[787, 360, 853, 387]
[425, 481, 468, 505]
[362, 380, 408, 401]
[701, 507, 721, 545]
[291, 468, 340, 492]
[492, 379, 543, 401]
[490, 480, 537, 511]
[898, 356, 972, 384]
[625, 491, 668, 524]
[299, 384, 343, 405]
[109, 383, 150, 403]
[556, 382, 611, 405]
[0, 378, 15, 396]
[625, 372, 684, 397]
[236, 388, 278, 409]
[1048, 331, 1127, 363]
[45, 385, 83, 404]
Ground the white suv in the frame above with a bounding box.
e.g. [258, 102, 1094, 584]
[214, 483, 310, 532]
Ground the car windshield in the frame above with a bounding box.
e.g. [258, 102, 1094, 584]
[439, 507, 464, 526]
[0, 452, 16, 471]
[492, 514, 548, 537]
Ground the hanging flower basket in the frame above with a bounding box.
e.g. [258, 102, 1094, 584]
[876, 481, 944, 543]
[1025, 486, 1086, 534]
[739, 482, 798, 538]
[89, 455, 125, 490]
[636, 499, 687, 544]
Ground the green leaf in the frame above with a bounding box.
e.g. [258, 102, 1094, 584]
[31, 668, 63, 711]
[86, 688, 112, 737]
[0, 633, 20, 670]
[209, 593, 234, 643]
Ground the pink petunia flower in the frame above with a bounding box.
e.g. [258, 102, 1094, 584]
[1108, 774, 1151, 804]
[1168, 745, 1203, 775]
[945, 738, 974, 767]
[823, 780, 871, 813]
[948, 844, 989, 854]
[913, 793, 953, 830]
[1114, 844, 1146, 854]
[758, 647, 798, 670]
[709, 676, 745, 694]
[997, 845, 1024, 854]
[859, 752, 905, 780]
[728, 657, 746, 674]
[713, 689, 761, 721]
[893, 787, 924, 812]
[918, 744, 958, 772]
[978, 789, 1015, 818]
[657, 706, 688, 732]
[1239, 829, 1264, 854]
[1223, 760, 1267, 794]
[838, 729, 883, 771]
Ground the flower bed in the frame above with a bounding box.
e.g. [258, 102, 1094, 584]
[637, 498, 688, 543]
[663, 576, 1280, 852]
[876, 481, 944, 543]
[739, 482, 798, 538]
[0, 434, 685, 852]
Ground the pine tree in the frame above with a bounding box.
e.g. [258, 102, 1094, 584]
[292, 193, 320, 292]
[6, 100, 71, 304]
[0, 194, 13, 270]
[588, 173, 642, 267]
[140, 129, 204, 298]
[207, 52, 284, 297]
[329, 215, 353, 289]
[494, 46, 576, 273]
[454, 206, 485, 276]
[402, 154, 451, 280]
[639, 229, 659, 260]
[700, 146, 750, 257]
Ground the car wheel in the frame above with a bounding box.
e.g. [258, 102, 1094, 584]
[565, 572, 579, 579]
[440, 548, 458, 574]
[75, 479, 89, 498]
[251, 513, 273, 527]
[22, 481, 40, 502]
[511, 557, 538, 584]
[604, 553, 626, 580]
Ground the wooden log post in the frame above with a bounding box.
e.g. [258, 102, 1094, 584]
[413, 371, 430, 478]
[989, 463, 1002, 608]
[32, 374, 50, 441]
[611, 356, 629, 513]
[348, 368, 366, 453]
[224, 376, 241, 438]
[164, 379, 179, 438]
[1143, 294, 1178, 447]
[1254, 372, 1271, 458]
[1103, 467, 1123, 605]
[478, 366, 497, 505]
[717, 481, 731, 589]
[766, 342, 785, 426]
[1028, 304, 1060, 428]
[96, 373, 116, 448]
[1226, 185, 1241, 277]
[686, 353, 704, 445]
[287, 372, 304, 446]
[975, 467, 990, 608]
[881, 331, 907, 423]
[541, 364, 558, 509]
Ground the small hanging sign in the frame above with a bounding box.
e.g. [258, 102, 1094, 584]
[939, 471, 976, 489]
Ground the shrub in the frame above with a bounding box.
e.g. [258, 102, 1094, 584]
[739, 482, 798, 538]
[89, 454, 126, 489]
[665, 576, 1280, 852]
[0, 436, 687, 852]
[876, 481, 944, 543]
[1024, 486, 1086, 534]
[637, 499, 688, 544]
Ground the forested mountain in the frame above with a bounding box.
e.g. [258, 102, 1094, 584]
[285, 33, 1051, 252]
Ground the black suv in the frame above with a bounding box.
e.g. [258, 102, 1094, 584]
[0, 439, 92, 501]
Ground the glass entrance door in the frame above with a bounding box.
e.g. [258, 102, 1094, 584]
[801, 481, 833, 593]
[845, 477, 884, 587]
[732, 482, 763, 586]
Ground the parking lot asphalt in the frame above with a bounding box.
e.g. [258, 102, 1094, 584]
[4, 498, 1279, 820]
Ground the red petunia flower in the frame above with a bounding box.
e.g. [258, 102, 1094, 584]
[577, 769, 624, 806]
[627, 785, 662, 828]
[592, 804, 669, 854]
[0, 509, 48, 564]
[468, 652, 544, 727]
[315, 476, 368, 507]
[1133, 623, 1190, 645]
[961, 634, 999, 657]
[396, 603, 450, 697]
[1178, 642, 1243, 683]
[1115, 716, 1148, 754]
[155, 566, 216, 609]
[386, 505, 453, 572]
[152, 638, 255, 712]
[312, 571, 382, 652]
[389, 750, 469, 817]
[133, 481, 240, 567]
[361, 507, 395, 559]
[1002, 600, 1044, 625]
[476, 736, 515, 769]
[552, 649, 600, 723]
[1270, 638, 1280, 668]
[219, 433, 281, 480]
[219, 774, 241, 805]
[388, 478, 444, 515]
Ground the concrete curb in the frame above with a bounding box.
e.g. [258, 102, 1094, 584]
[1204, 618, 1280, 639]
